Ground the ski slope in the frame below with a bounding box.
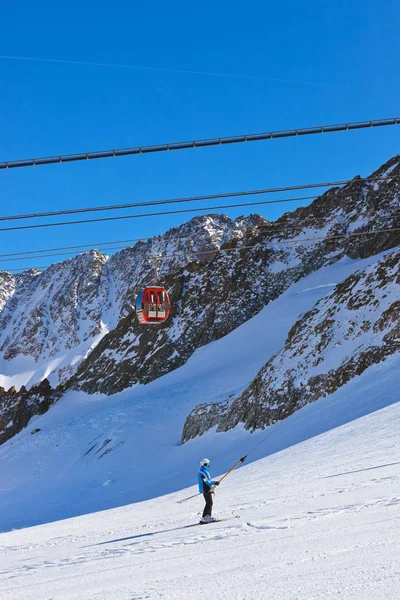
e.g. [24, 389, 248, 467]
[0, 253, 398, 534]
[0, 392, 399, 599]
[0, 253, 399, 598]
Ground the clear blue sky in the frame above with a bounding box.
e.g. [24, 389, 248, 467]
[1, 0, 399, 272]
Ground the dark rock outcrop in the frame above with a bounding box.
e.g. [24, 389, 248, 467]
[0, 379, 59, 445]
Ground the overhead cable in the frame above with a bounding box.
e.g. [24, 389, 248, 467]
[0, 174, 399, 223]
[2, 175, 400, 233]
[1, 207, 399, 259]
[154, 227, 400, 259]
[0, 237, 151, 259]
[0, 54, 334, 86]
[4, 226, 400, 273]
[0, 196, 321, 233]
[0, 245, 131, 264]
[1, 117, 398, 171]
[1, 213, 399, 265]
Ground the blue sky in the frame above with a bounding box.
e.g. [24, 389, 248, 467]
[0, 0, 399, 272]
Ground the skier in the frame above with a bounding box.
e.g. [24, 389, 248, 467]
[198, 458, 220, 523]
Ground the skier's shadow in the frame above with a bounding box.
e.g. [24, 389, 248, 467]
[83, 523, 199, 548]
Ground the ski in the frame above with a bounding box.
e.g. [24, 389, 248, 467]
[198, 515, 240, 525]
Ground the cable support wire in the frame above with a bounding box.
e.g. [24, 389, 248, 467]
[2, 182, 400, 234]
[0, 245, 134, 264]
[0, 117, 398, 171]
[0, 237, 152, 259]
[2, 207, 399, 261]
[1, 213, 399, 266]
[4, 226, 400, 274]
[1, 174, 399, 223]
[146, 227, 400, 259]
[0, 196, 321, 233]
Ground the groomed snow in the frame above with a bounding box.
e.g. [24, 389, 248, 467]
[0, 375, 399, 599]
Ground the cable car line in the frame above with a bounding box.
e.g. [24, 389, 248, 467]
[1, 117, 398, 171]
[153, 226, 400, 259]
[1, 207, 398, 260]
[0, 245, 134, 264]
[258, 211, 400, 228]
[0, 173, 399, 224]
[0, 196, 324, 233]
[1, 173, 398, 224]
[0, 193, 320, 222]
[4, 226, 400, 274]
[0, 55, 343, 87]
[0, 237, 152, 259]
[1, 213, 399, 265]
[1, 178, 400, 233]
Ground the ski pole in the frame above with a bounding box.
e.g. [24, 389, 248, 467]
[209, 456, 247, 492]
[176, 491, 202, 504]
[176, 456, 247, 504]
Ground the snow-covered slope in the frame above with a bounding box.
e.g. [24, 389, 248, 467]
[0, 382, 399, 599]
[182, 246, 400, 438]
[0, 254, 398, 533]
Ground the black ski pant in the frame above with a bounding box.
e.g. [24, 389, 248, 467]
[202, 492, 213, 518]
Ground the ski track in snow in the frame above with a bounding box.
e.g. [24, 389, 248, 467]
[0, 400, 399, 599]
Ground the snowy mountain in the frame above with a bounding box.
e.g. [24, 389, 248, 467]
[68, 155, 400, 399]
[0, 215, 250, 392]
[182, 247, 400, 440]
[0, 154, 399, 452]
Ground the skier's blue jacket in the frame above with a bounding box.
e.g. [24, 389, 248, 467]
[198, 465, 216, 493]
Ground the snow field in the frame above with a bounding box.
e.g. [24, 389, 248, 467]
[0, 397, 399, 599]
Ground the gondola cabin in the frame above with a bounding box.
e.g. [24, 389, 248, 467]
[136, 287, 171, 324]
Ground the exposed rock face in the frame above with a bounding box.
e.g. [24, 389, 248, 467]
[0, 253, 108, 379]
[0, 272, 15, 314]
[0, 379, 58, 445]
[182, 247, 400, 442]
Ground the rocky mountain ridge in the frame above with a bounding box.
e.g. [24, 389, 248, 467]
[182, 246, 400, 442]
[0, 214, 255, 391]
[69, 155, 400, 395]
[0, 379, 56, 446]
[0, 154, 399, 446]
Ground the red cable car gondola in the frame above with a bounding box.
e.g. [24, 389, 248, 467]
[136, 252, 171, 325]
[136, 287, 171, 324]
